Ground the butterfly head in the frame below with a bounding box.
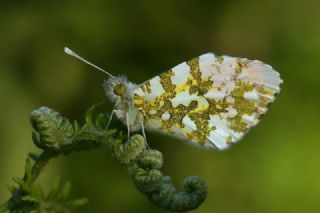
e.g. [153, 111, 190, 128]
[113, 83, 126, 97]
[103, 76, 137, 107]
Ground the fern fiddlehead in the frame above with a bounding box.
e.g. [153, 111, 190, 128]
[2, 106, 208, 212]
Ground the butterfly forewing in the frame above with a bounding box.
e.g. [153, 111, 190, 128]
[133, 53, 282, 150]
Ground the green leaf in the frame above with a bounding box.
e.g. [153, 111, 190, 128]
[22, 195, 40, 203]
[12, 177, 28, 192]
[66, 198, 89, 208]
[85, 105, 96, 125]
[73, 120, 80, 134]
[47, 177, 61, 200]
[95, 113, 108, 130]
[25, 158, 33, 182]
[31, 184, 45, 199]
[60, 181, 71, 200]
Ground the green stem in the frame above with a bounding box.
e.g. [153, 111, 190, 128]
[24, 150, 58, 186]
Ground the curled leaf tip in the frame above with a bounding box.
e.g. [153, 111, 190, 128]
[30, 107, 74, 149]
[107, 134, 146, 164]
[138, 149, 163, 169]
[150, 176, 208, 212]
[116, 136, 209, 212]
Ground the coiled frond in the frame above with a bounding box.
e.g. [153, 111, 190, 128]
[3, 106, 208, 212]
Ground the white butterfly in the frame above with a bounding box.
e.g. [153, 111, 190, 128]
[65, 47, 282, 151]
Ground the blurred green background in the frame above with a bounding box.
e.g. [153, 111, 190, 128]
[1, 0, 320, 212]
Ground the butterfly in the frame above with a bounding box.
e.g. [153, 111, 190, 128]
[64, 47, 283, 150]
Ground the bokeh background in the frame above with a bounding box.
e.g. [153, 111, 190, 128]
[1, 0, 320, 212]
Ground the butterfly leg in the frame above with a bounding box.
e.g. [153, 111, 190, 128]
[141, 121, 149, 149]
[126, 112, 130, 140]
[105, 109, 116, 131]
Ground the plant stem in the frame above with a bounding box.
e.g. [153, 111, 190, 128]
[25, 150, 58, 186]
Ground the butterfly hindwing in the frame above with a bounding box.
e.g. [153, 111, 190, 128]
[133, 53, 282, 150]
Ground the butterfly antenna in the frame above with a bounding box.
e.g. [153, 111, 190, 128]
[64, 47, 115, 78]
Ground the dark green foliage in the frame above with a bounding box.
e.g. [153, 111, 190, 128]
[3, 106, 208, 212]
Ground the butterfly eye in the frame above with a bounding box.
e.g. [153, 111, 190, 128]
[113, 84, 126, 97]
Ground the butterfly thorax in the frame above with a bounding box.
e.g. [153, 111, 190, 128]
[103, 76, 142, 131]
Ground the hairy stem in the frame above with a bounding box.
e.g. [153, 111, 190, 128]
[25, 150, 58, 186]
[3, 106, 208, 212]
